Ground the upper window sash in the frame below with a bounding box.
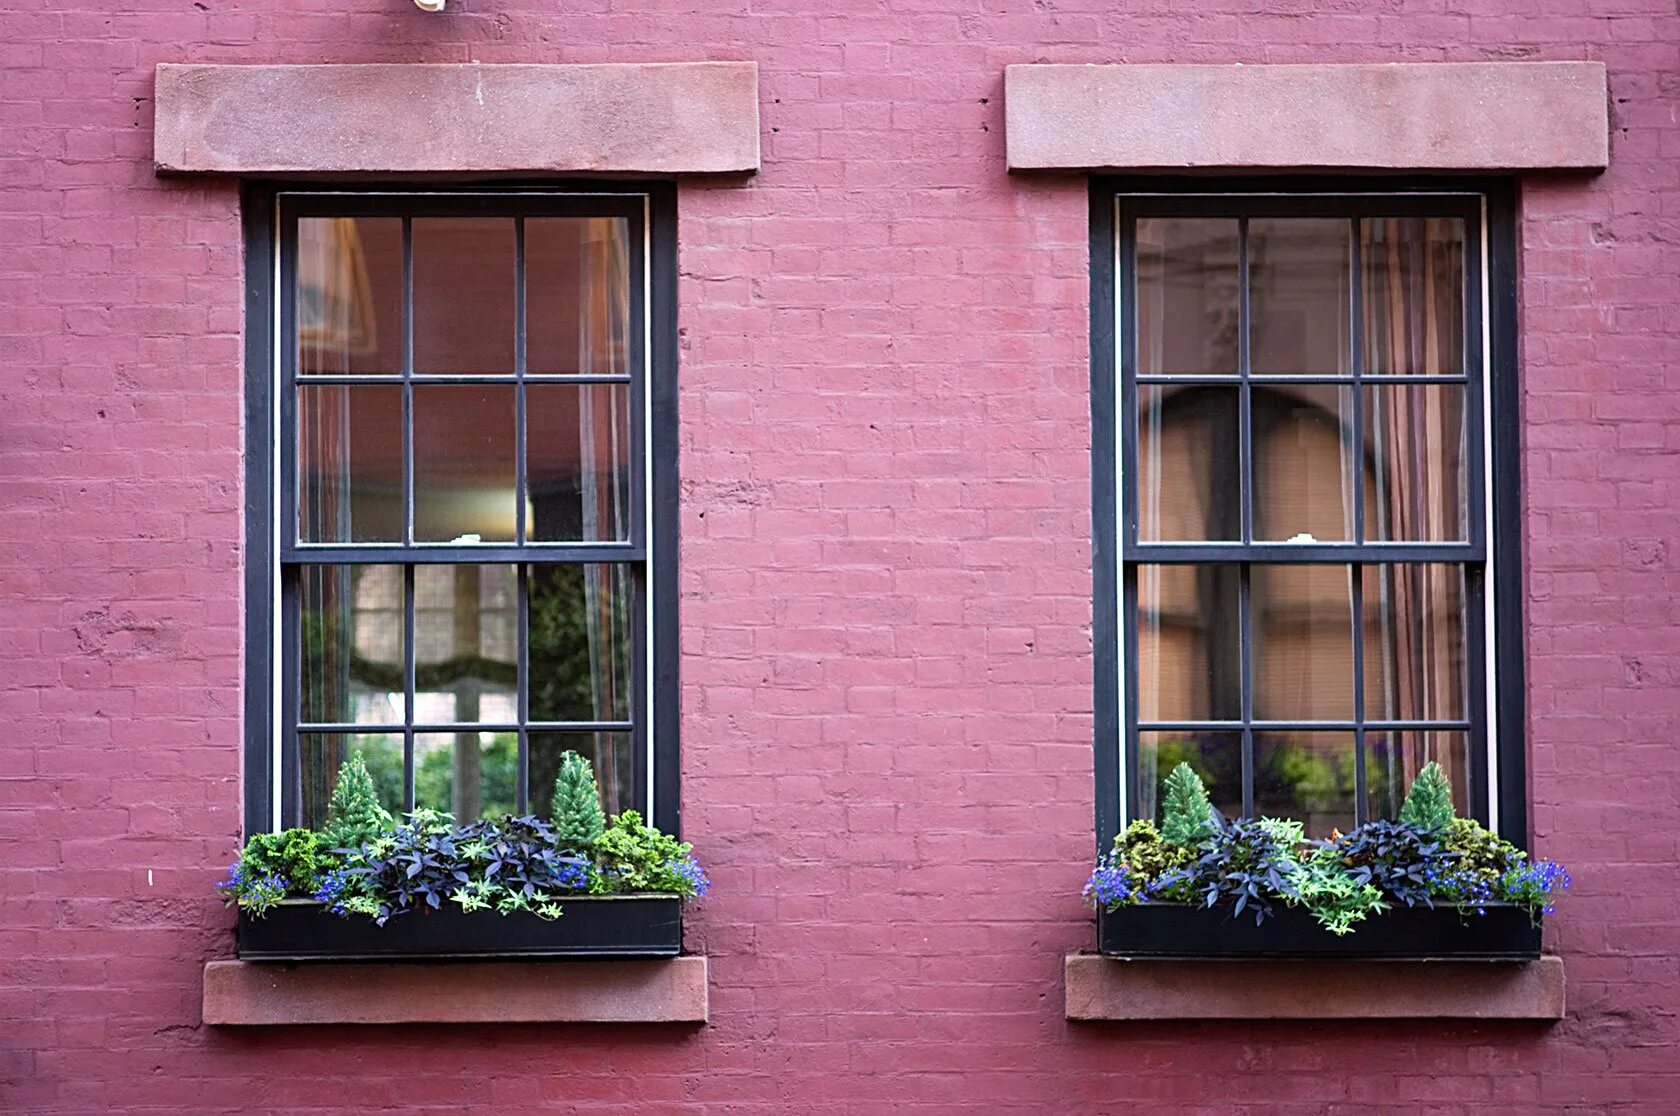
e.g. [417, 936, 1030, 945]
[276, 193, 648, 565]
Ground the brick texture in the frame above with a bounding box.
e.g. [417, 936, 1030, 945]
[2, 1, 1678, 1113]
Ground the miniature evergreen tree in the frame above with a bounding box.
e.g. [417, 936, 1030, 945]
[1159, 762, 1215, 847]
[550, 751, 606, 850]
[1398, 761, 1456, 831]
[323, 752, 393, 850]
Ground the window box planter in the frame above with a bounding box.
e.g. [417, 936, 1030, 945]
[1098, 901, 1540, 961]
[238, 895, 682, 962]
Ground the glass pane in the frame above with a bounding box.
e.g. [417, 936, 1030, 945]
[1137, 564, 1240, 722]
[1364, 384, 1468, 542]
[1361, 217, 1465, 376]
[300, 564, 405, 724]
[1139, 731, 1242, 825]
[528, 564, 634, 723]
[1364, 730, 1470, 822]
[1252, 384, 1356, 542]
[300, 732, 403, 830]
[412, 217, 515, 375]
[413, 385, 517, 543]
[530, 731, 635, 821]
[414, 731, 519, 822]
[1252, 564, 1355, 721]
[1366, 564, 1468, 722]
[526, 217, 632, 376]
[297, 384, 402, 542]
[413, 564, 518, 724]
[297, 217, 403, 376]
[1254, 731, 1357, 837]
[1136, 218, 1239, 376]
[526, 384, 632, 542]
[1248, 218, 1351, 376]
[1137, 385, 1241, 541]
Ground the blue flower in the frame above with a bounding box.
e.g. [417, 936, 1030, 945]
[669, 855, 711, 899]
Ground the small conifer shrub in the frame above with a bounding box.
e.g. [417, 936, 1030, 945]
[1398, 761, 1456, 831]
[323, 752, 394, 851]
[549, 750, 607, 850]
[1159, 762, 1216, 847]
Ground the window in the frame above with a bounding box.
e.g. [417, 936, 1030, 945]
[1091, 181, 1524, 845]
[243, 187, 678, 836]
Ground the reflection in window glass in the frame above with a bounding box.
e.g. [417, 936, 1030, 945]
[301, 564, 405, 725]
[1248, 218, 1351, 376]
[1254, 731, 1357, 837]
[297, 385, 403, 543]
[413, 385, 517, 543]
[1136, 218, 1239, 376]
[1139, 731, 1243, 826]
[1137, 564, 1240, 722]
[414, 565, 518, 725]
[530, 732, 635, 820]
[1365, 384, 1468, 542]
[413, 731, 518, 822]
[1362, 218, 1464, 377]
[1137, 385, 1241, 541]
[301, 733, 404, 829]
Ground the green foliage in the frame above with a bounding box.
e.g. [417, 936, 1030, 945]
[1113, 820, 1193, 881]
[1159, 762, 1215, 847]
[592, 810, 709, 898]
[1288, 846, 1389, 935]
[1398, 761, 1456, 831]
[323, 753, 394, 851]
[242, 828, 335, 893]
[549, 751, 607, 850]
[218, 828, 340, 916]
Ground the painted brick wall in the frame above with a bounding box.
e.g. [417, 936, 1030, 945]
[2, 1, 1678, 1111]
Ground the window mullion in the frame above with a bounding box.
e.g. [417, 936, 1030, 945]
[402, 562, 416, 812]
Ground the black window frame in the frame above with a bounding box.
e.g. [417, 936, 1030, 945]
[242, 182, 681, 838]
[1089, 176, 1526, 853]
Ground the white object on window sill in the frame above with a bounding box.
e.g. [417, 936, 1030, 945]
[1287, 532, 1316, 544]
[414, 0, 445, 11]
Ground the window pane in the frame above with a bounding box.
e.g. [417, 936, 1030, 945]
[1252, 563, 1355, 721]
[301, 732, 404, 829]
[412, 217, 515, 375]
[1139, 731, 1243, 825]
[526, 217, 632, 376]
[1137, 385, 1241, 541]
[530, 731, 635, 820]
[413, 564, 517, 724]
[1254, 731, 1357, 837]
[1366, 564, 1467, 722]
[413, 385, 517, 543]
[1364, 730, 1470, 822]
[526, 384, 632, 542]
[413, 731, 518, 822]
[297, 217, 403, 376]
[1364, 383, 1468, 542]
[297, 384, 402, 543]
[1248, 218, 1351, 376]
[1252, 384, 1356, 542]
[1361, 217, 1464, 377]
[1136, 564, 1240, 722]
[300, 564, 405, 724]
[1136, 218, 1238, 376]
[528, 564, 634, 723]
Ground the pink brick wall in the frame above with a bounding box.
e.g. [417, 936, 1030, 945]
[2, 1, 1678, 1111]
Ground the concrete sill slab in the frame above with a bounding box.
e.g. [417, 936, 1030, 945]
[203, 956, 708, 1025]
[1066, 954, 1564, 1021]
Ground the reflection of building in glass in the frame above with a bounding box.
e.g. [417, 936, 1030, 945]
[1134, 216, 1471, 836]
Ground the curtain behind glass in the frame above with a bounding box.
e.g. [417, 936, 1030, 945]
[580, 219, 634, 812]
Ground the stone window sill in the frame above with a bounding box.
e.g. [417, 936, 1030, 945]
[202, 956, 708, 1026]
[1065, 954, 1564, 1021]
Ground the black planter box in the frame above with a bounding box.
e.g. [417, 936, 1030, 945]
[1098, 901, 1540, 960]
[238, 896, 682, 961]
